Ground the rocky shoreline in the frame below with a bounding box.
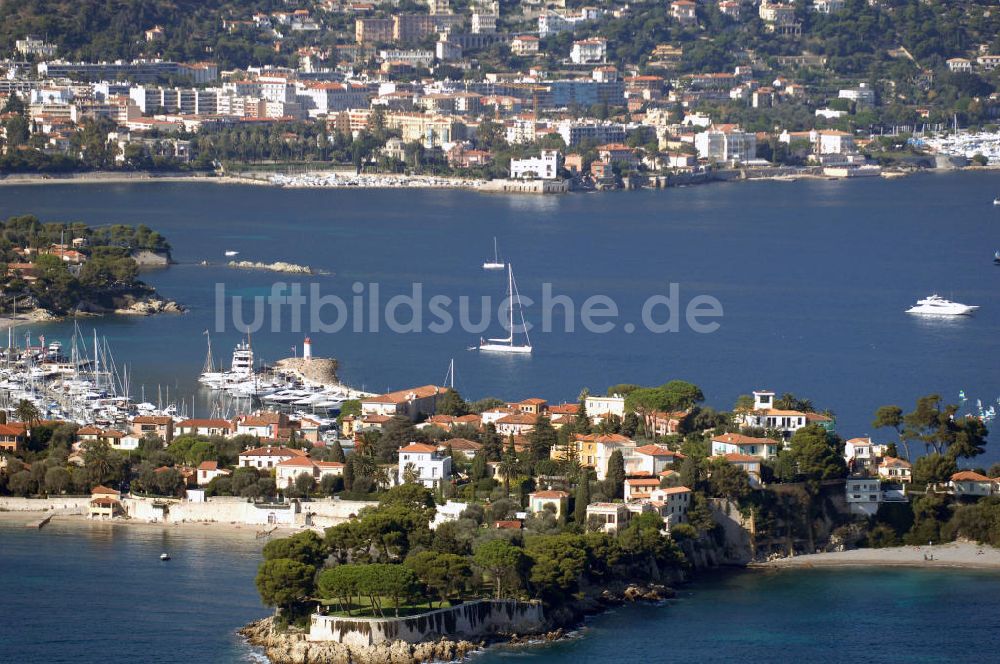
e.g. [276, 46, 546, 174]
[227, 260, 327, 275]
[240, 583, 675, 664]
[240, 618, 485, 664]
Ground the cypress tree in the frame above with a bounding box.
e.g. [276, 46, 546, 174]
[574, 474, 591, 525]
[605, 450, 626, 500]
[331, 440, 346, 463]
[343, 456, 355, 491]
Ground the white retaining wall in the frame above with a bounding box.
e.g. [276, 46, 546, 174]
[309, 600, 545, 647]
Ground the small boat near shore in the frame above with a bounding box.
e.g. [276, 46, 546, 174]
[160, 553, 171, 561]
[224, 250, 239, 256]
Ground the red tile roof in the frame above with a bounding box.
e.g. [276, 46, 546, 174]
[530, 490, 570, 499]
[399, 443, 438, 453]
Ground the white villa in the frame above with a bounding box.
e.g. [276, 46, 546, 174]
[398, 442, 452, 489]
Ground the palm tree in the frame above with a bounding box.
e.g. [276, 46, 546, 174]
[402, 462, 418, 484]
[15, 399, 40, 441]
[497, 454, 519, 495]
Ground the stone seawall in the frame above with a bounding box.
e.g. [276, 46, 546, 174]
[0, 497, 90, 512]
[309, 600, 545, 647]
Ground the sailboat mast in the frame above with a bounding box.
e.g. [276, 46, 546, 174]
[508, 265, 514, 346]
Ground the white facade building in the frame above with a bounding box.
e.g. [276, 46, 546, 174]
[846, 477, 882, 516]
[694, 127, 757, 163]
[570, 38, 607, 64]
[398, 443, 452, 488]
[584, 394, 626, 419]
[510, 150, 560, 179]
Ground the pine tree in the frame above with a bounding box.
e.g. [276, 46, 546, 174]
[528, 416, 557, 461]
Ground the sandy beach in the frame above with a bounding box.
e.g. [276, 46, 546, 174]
[0, 172, 243, 186]
[753, 542, 1000, 570]
[0, 510, 299, 540]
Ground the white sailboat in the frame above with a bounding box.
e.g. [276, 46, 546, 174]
[478, 264, 532, 354]
[482, 237, 505, 270]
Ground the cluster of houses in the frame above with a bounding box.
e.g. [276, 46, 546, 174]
[6, 0, 995, 178]
[6, 375, 995, 533]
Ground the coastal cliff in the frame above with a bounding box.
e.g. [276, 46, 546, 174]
[241, 584, 676, 664]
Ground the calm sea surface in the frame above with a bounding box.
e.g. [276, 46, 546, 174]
[2, 174, 999, 660]
[0, 172, 997, 452]
[3, 523, 1000, 663]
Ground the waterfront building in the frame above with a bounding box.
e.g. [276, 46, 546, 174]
[694, 124, 757, 163]
[89, 486, 124, 519]
[398, 442, 452, 488]
[510, 150, 560, 179]
[846, 477, 882, 516]
[196, 461, 231, 486]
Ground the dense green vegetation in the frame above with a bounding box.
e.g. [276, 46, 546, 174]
[255, 484, 687, 623]
[0, 215, 171, 314]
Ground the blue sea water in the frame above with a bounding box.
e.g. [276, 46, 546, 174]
[0, 172, 996, 455]
[0, 523, 266, 663]
[4, 523, 1000, 663]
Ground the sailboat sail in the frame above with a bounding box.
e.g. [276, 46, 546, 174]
[478, 264, 532, 353]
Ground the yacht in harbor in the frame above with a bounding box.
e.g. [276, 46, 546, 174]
[478, 264, 532, 353]
[482, 237, 505, 270]
[906, 294, 979, 316]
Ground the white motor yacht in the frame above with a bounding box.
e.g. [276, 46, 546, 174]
[906, 294, 979, 316]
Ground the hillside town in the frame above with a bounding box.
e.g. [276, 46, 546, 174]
[0, 0, 998, 189]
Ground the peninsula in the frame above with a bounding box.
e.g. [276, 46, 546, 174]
[0, 215, 181, 323]
[0, 374, 994, 663]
